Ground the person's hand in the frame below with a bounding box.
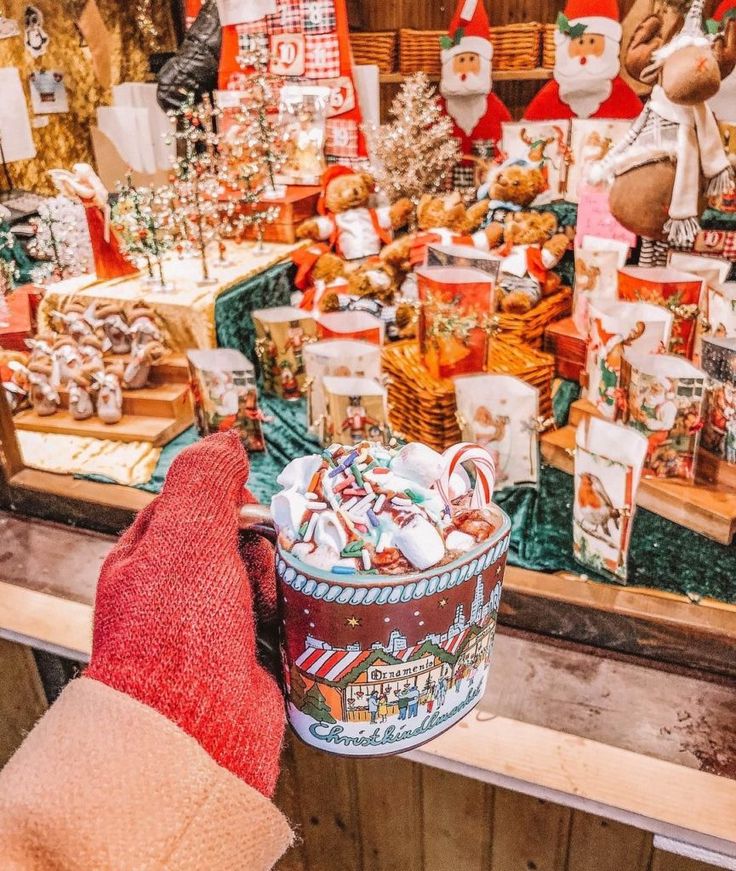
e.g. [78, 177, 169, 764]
[86, 431, 285, 797]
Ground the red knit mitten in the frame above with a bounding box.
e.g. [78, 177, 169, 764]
[86, 431, 284, 797]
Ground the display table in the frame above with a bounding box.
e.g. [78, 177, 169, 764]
[37, 241, 304, 353]
[0, 510, 734, 867]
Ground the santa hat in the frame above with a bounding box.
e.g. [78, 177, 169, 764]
[557, 0, 622, 43]
[441, 0, 493, 65]
[317, 164, 364, 215]
[714, 0, 736, 21]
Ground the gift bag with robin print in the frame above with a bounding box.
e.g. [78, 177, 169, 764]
[700, 336, 736, 464]
[574, 417, 648, 583]
[618, 351, 707, 482]
[252, 306, 316, 399]
[453, 374, 540, 489]
[321, 375, 387, 447]
[586, 300, 673, 420]
[303, 339, 381, 435]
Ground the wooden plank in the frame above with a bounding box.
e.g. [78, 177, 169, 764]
[0, 639, 48, 767]
[490, 787, 572, 871]
[650, 850, 731, 871]
[654, 837, 736, 871]
[0, 579, 93, 661]
[14, 408, 192, 447]
[379, 68, 553, 83]
[289, 737, 362, 871]
[501, 567, 736, 680]
[408, 710, 736, 855]
[57, 382, 193, 420]
[421, 765, 492, 871]
[566, 811, 653, 871]
[355, 756, 424, 870]
[541, 426, 736, 544]
[274, 738, 307, 871]
[11, 468, 155, 513]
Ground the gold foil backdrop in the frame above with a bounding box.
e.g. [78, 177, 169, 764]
[0, 0, 177, 193]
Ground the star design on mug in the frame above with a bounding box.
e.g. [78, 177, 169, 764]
[345, 616, 361, 628]
[438, 598, 448, 608]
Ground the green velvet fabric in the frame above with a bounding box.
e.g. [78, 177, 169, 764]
[214, 259, 296, 368]
[1, 220, 37, 285]
[552, 378, 581, 426]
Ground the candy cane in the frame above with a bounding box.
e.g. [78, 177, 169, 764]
[435, 443, 496, 512]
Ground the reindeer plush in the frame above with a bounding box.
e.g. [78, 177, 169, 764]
[68, 370, 97, 421]
[591, 0, 736, 266]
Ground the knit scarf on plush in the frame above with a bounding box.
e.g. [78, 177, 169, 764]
[649, 85, 734, 246]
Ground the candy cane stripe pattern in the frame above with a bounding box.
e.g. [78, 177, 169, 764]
[436, 443, 496, 512]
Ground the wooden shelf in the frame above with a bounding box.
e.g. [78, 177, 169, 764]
[379, 68, 553, 84]
[541, 425, 736, 545]
[14, 408, 192, 447]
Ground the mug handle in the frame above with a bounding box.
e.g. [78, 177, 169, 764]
[239, 503, 277, 545]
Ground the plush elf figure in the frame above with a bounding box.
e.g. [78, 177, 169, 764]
[709, 0, 736, 121]
[439, 0, 511, 154]
[525, 0, 643, 120]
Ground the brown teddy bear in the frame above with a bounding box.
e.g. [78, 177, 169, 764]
[486, 211, 569, 314]
[296, 165, 413, 262]
[380, 191, 493, 273]
[478, 159, 549, 210]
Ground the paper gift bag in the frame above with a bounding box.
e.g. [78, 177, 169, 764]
[251, 306, 317, 399]
[453, 374, 540, 489]
[700, 336, 736, 464]
[321, 375, 388, 447]
[316, 310, 384, 345]
[416, 266, 495, 380]
[667, 253, 731, 364]
[573, 235, 629, 337]
[303, 339, 381, 434]
[702, 282, 736, 342]
[586, 300, 673, 420]
[187, 349, 266, 452]
[618, 266, 704, 359]
[619, 351, 707, 482]
[426, 244, 502, 281]
[574, 417, 648, 583]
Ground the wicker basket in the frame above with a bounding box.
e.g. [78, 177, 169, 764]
[497, 287, 573, 349]
[492, 23, 543, 71]
[383, 340, 554, 452]
[542, 23, 556, 69]
[400, 23, 543, 76]
[350, 30, 397, 74]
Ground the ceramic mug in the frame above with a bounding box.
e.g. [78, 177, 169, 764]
[263, 505, 511, 757]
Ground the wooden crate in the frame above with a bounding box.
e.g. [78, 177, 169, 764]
[399, 23, 542, 76]
[350, 30, 397, 73]
[238, 186, 320, 245]
[544, 315, 586, 382]
[498, 287, 573, 350]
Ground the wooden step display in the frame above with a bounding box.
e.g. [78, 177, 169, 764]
[568, 398, 736, 490]
[14, 355, 194, 447]
[541, 426, 736, 545]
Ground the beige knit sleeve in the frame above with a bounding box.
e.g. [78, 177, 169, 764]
[0, 677, 294, 871]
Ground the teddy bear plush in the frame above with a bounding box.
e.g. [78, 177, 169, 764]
[478, 160, 549, 213]
[485, 211, 569, 314]
[380, 191, 494, 274]
[296, 166, 413, 262]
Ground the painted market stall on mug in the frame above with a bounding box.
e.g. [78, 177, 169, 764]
[2, 0, 736, 868]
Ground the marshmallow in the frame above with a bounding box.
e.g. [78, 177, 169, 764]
[314, 511, 349, 554]
[277, 455, 323, 493]
[292, 542, 349, 571]
[393, 515, 445, 571]
[390, 443, 444, 488]
[271, 488, 309, 538]
[446, 530, 476, 553]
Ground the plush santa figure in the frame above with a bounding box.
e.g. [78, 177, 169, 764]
[524, 0, 642, 120]
[709, 0, 736, 122]
[439, 0, 511, 153]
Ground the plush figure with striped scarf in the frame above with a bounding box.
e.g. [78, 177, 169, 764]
[590, 0, 736, 266]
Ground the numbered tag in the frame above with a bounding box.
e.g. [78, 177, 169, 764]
[695, 230, 727, 255]
[318, 76, 355, 117]
[270, 33, 305, 76]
